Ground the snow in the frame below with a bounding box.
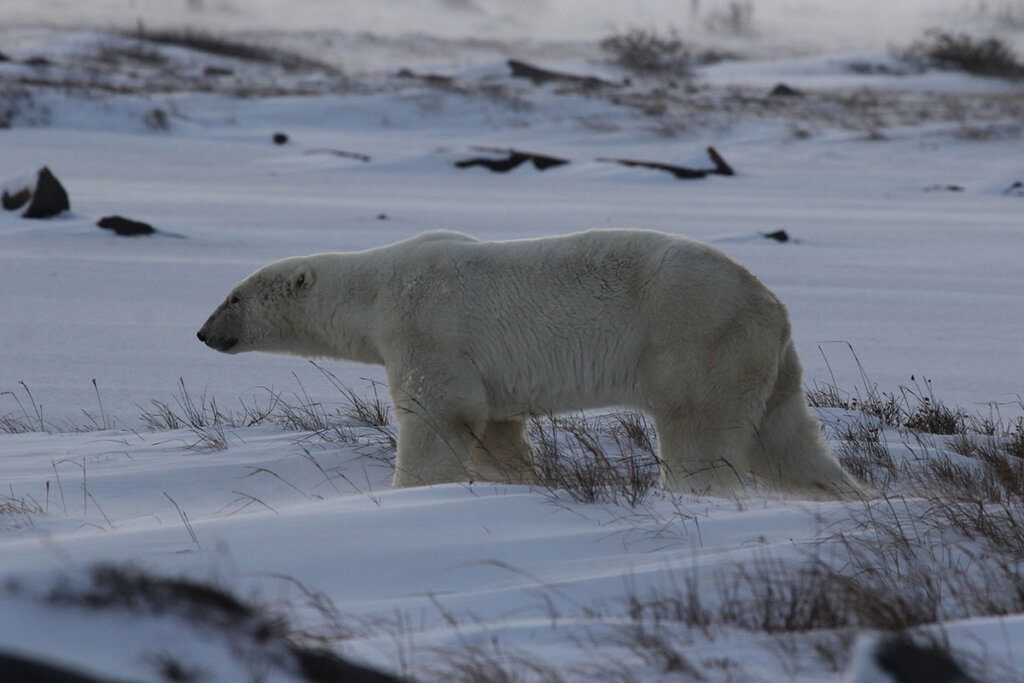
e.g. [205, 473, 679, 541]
[2, 4, 1024, 681]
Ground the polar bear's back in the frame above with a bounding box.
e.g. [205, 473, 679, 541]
[381, 230, 785, 416]
[406, 229, 777, 332]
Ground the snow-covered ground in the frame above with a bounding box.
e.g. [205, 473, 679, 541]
[2, 4, 1023, 681]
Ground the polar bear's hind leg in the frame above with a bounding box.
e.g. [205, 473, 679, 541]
[469, 418, 538, 484]
[653, 411, 758, 495]
[645, 346, 777, 495]
[746, 342, 865, 499]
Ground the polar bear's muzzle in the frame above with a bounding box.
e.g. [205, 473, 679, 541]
[197, 328, 239, 353]
[197, 307, 241, 353]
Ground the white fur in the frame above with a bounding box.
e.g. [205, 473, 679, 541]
[198, 229, 862, 498]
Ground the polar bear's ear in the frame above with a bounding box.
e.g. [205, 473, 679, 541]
[288, 265, 315, 294]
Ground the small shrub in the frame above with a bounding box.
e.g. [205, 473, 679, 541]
[905, 31, 1024, 79]
[599, 28, 691, 76]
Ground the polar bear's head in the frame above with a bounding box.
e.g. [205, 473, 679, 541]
[197, 257, 316, 356]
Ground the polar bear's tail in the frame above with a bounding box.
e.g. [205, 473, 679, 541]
[748, 340, 868, 500]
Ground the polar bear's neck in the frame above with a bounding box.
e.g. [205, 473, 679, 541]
[308, 254, 386, 366]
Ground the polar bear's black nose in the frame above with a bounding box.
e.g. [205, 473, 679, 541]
[197, 330, 207, 343]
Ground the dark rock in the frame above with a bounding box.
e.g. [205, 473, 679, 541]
[25, 56, 52, 67]
[769, 82, 803, 97]
[22, 167, 70, 219]
[303, 148, 371, 161]
[2, 187, 31, 211]
[0, 650, 116, 683]
[455, 148, 569, 173]
[394, 68, 454, 86]
[291, 647, 406, 683]
[273, 132, 289, 145]
[707, 146, 734, 176]
[377, 213, 388, 220]
[203, 65, 234, 77]
[763, 230, 789, 242]
[456, 153, 532, 172]
[507, 59, 614, 88]
[143, 108, 169, 131]
[924, 184, 964, 192]
[596, 147, 735, 181]
[97, 215, 157, 236]
[0, 51, 10, 62]
[873, 634, 974, 683]
[597, 156, 706, 179]
[1004, 180, 1023, 196]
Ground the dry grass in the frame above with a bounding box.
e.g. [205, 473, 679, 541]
[2, 380, 116, 434]
[834, 420, 897, 490]
[134, 365, 395, 453]
[0, 490, 44, 530]
[529, 412, 660, 508]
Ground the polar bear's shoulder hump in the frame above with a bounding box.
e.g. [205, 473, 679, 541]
[400, 230, 478, 248]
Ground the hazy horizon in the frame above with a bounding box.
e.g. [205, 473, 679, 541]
[2, 0, 1023, 54]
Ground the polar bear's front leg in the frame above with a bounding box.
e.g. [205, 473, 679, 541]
[387, 366, 491, 488]
[391, 408, 477, 487]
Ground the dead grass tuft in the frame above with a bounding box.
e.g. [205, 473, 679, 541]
[530, 413, 660, 507]
[834, 420, 897, 491]
[901, 377, 967, 435]
[1, 491, 44, 529]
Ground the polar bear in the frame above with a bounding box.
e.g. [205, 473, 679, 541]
[198, 230, 861, 499]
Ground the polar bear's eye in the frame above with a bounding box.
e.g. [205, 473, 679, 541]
[230, 295, 241, 305]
